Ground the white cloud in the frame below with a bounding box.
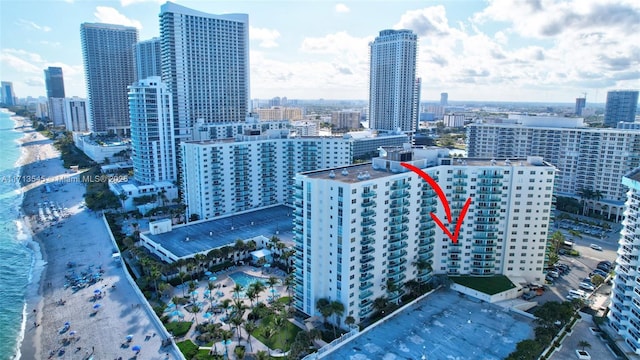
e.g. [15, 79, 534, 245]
[249, 26, 281, 48]
[335, 4, 350, 13]
[394, 6, 452, 37]
[94, 6, 142, 29]
[120, 0, 163, 6]
[301, 31, 371, 56]
[17, 19, 51, 32]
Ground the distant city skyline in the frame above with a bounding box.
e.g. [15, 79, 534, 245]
[1, 0, 639, 103]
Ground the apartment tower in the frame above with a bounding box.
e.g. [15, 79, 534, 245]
[128, 77, 176, 184]
[134, 37, 162, 81]
[80, 23, 138, 135]
[292, 147, 555, 324]
[368, 29, 419, 134]
[608, 168, 640, 354]
[160, 2, 249, 140]
[604, 90, 639, 126]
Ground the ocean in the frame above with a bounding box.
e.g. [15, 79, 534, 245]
[0, 110, 38, 360]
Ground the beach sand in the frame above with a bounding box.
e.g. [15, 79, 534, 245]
[15, 119, 178, 360]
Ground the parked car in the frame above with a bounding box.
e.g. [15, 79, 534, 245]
[599, 260, 612, 267]
[590, 269, 608, 278]
[579, 282, 595, 291]
[590, 244, 603, 251]
[549, 270, 560, 278]
[597, 263, 611, 272]
[522, 292, 536, 300]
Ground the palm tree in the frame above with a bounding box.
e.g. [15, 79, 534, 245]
[233, 283, 245, 302]
[187, 304, 201, 325]
[578, 340, 591, 351]
[244, 321, 257, 352]
[178, 271, 187, 297]
[221, 329, 233, 358]
[255, 350, 269, 360]
[245, 286, 258, 309]
[345, 316, 356, 329]
[373, 296, 389, 315]
[230, 315, 244, 342]
[267, 276, 279, 293]
[262, 327, 276, 355]
[316, 298, 333, 325]
[330, 300, 345, 338]
[283, 274, 295, 303]
[221, 298, 232, 319]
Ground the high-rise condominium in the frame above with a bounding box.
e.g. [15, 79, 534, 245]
[134, 38, 161, 81]
[292, 147, 555, 323]
[575, 97, 586, 116]
[604, 90, 639, 126]
[609, 169, 640, 355]
[44, 67, 66, 126]
[1, 81, 15, 106]
[128, 77, 176, 184]
[368, 29, 418, 133]
[81, 23, 138, 135]
[160, 2, 249, 140]
[44, 67, 65, 98]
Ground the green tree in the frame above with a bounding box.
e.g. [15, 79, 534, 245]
[505, 339, 543, 360]
[316, 298, 333, 325]
[244, 321, 257, 352]
[331, 300, 345, 337]
[578, 340, 591, 351]
[591, 274, 605, 286]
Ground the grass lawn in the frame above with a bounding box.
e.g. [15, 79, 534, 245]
[450, 275, 516, 295]
[252, 316, 302, 352]
[177, 340, 199, 359]
[165, 321, 193, 337]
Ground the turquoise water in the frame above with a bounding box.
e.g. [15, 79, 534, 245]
[0, 110, 36, 359]
[228, 272, 265, 288]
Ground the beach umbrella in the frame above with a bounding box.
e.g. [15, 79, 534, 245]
[270, 288, 277, 293]
[263, 263, 271, 268]
[69, 331, 77, 336]
[93, 303, 101, 310]
[205, 271, 213, 276]
[131, 345, 141, 352]
[126, 334, 134, 341]
[93, 289, 101, 294]
[64, 322, 70, 327]
[203, 312, 212, 319]
[191, 290, 198, 298]
[209, 276, 217, 281]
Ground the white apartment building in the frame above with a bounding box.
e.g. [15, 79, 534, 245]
[160, 2, 249, 139]
[256, 107, 303, 121]
[467, 115, 640, 221]
[48, 97, 65, 127]
[191, 118, 290, 141]
[609, 168, 640, 354]
[63, 97, 89, 132]
[292, 147, 555, 323]
[180, 133, 352, 221]
[331, 111, 361, 130]
[444, 114, 465, 128]
[128, 76, 176, 184]
[134, 37, 161, 80]
[368, 29, 419, 133]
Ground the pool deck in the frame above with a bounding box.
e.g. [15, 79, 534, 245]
[326, 289, 534, 360]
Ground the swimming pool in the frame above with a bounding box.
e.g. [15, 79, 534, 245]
[228, 272, 265, 288]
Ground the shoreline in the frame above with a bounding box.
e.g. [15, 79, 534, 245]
[14, 116, 175, 360]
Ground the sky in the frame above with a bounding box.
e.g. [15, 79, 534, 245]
[0, 0, 639, 103]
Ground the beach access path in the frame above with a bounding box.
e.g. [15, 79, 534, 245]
[16, 119, 177, 360]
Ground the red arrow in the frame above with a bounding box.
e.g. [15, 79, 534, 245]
[401, 162, 472, 245]
[400, 162, 451, 224]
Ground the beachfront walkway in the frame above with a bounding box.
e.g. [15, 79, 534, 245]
[19, 121, 176, 360]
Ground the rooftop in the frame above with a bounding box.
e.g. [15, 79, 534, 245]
[326, 289, 533, 359]
[142, 205, 294, 258]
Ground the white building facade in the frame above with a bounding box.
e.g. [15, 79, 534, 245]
[609, 169, 640, 354]
[128, 77, 176, 184]
[160, 2, 249, 140]
[63, 97, 90, 132]
[467, 115, 640, 221]
[368, 29, 419, 134]
[292, 147, 555, 323]
[180, 134, 353, 221]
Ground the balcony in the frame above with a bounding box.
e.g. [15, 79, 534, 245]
[419, 238, 435, 246]
[390, 209, 410, 217]
[360, 246, 375, 255]
[388, 250, 407, 261]
[361, 227, 376, 237]
[361, 209, 376, 218]
[361, 201, 376, 208]
[359, 282, 374, 291]
[389, 234, 409, 243]
[360, 264, 374, 273]
[361, 236, 375, 246]
[359, 273, 374, 282]
[478, 172, 504, 179]
[418, 249, 433, 257]
[391, 182, 410, 191]
[362, 191, 376, 198]
[389, 225, 409, 236]
[389, 217, 409, 226]
[389, 242, 408, 252]
[359, 290, 373, 300]
[361, 218, 376, 227]
[360, 255, 375, 264]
